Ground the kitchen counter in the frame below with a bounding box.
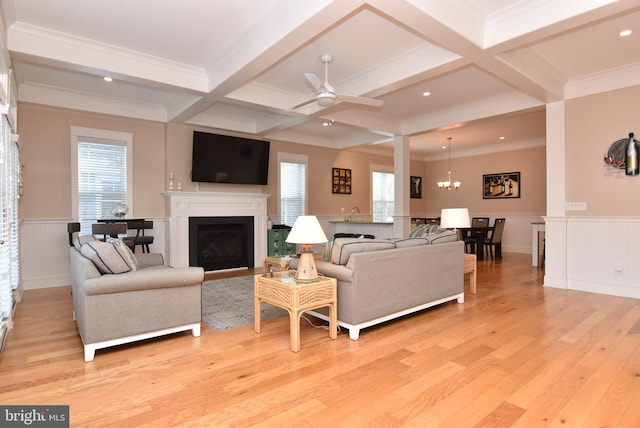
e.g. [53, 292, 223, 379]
[329, 220, 393, 225]
[329, 220, 395, 239]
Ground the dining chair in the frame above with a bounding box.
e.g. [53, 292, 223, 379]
[92, 222, 127, 241]
[464, 217, 490, 253]
[483, 218, 506, 259]
[67, 222, 80, 246]
[122, 220, 154, 253]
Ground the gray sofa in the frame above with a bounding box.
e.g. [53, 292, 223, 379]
[70, 242, 204, 361]
[292, 235, 464, 340]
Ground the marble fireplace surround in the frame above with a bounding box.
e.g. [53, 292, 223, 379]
[164, 191, 268, 270]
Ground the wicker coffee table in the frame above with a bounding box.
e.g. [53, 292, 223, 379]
[254, 272, 337, 352]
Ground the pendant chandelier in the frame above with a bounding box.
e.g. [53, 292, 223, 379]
[437, 137, 461, 190]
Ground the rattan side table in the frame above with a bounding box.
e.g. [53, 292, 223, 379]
[254, 272, 337, 352]
[464, 253, 477, 294]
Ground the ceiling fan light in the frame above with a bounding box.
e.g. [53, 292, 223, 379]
[317, 92, 336, 107]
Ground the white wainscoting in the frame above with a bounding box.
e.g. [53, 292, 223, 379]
[20, 218, 168, 290]
[20, 220, 71, 289]
[563, 217, 640, 299]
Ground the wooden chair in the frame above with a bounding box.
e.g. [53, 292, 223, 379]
[464, 217, 490, 253]
[122, 220, 154, 253]
[92, 223, 127, 241]
[67, 222, 80, 246]
[411, 217, 440, 226]
[482, 218, 506, 259]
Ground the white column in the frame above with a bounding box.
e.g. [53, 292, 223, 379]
[394, 135, 411, 237]
[544, 101, 568, 289]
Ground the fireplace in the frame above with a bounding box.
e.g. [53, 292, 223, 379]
[165, 191, 268, 269]
[189, 216, 254, 271]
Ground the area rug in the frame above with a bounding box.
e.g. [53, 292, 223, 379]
[201, 275, 287, 331]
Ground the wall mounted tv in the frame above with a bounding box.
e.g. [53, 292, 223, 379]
[191, 131, 270, 185]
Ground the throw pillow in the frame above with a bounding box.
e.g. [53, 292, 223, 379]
[409, 224, 428, 238]
[107, 237, 139, 271]
[80, 240, 132, 274]
[74, 234, 96, 251]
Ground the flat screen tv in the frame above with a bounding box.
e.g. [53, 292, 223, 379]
[191, 131, 270, 185]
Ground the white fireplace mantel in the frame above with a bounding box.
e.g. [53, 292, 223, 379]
[164, 191, 269, 269]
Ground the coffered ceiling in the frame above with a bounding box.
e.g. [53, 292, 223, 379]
[1, 0, 639, 159]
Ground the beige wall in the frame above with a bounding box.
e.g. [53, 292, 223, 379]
[565, 85, 640, 216]
[19, 102, 546, 222]
[165, 125, 429, 218]
[19, 103, 166, 219]
[424, 145, 547, 217]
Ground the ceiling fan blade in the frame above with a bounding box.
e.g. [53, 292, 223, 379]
[304, 73, 321, 91]
[337, 94, 383, 107]
[290, 97, 317, 110]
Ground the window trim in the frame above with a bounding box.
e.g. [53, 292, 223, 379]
[277, 152, 308, 223]
[70, 126, 134, 221]
[370, 164, 394, 222]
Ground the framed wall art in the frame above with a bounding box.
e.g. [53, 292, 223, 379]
[410, 176, 422, 198]
[483, 172, 520, 199]
[332, 167, 352, 194]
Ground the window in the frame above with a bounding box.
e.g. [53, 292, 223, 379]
[70, 127, 133, 234]
[278, 153, 307, 226]
[372, 169, 394, 222]
[0, 116, 19, 342]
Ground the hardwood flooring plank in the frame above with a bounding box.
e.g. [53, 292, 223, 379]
[2, 253, 640, 427]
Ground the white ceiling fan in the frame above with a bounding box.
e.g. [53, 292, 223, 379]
[292, 53, 383, 110]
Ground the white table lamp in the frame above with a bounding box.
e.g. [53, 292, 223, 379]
[440, 208, 470, 239]
[285, 215, 328, 282]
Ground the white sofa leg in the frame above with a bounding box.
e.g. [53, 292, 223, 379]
[192, 323, 201, 337]
[349, 328, 360, 340]
[457, 292, 465, 303]
[84, 345, 96, 362]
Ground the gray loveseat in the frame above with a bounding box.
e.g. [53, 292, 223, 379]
[292, 234, 464, 340]
[70, 239, 204, 362]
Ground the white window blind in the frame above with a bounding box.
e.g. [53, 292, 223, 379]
[77, 140, 128, 234]
[372, 170, 394, 222]
[279, 154, 307, 226]
[0, 115, 19, 328]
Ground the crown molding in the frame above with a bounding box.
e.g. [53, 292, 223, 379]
[8, 22, 207, 92]
[19, 82, 167, 122]
[565, 62, 640, 100]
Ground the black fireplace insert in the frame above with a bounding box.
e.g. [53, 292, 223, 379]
[189, 216, 254, 271]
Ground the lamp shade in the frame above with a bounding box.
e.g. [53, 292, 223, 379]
[440, 208, 470, 229]
[285, 215, 328, 244]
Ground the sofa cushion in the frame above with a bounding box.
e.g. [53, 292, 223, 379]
[393, 237, 431, 248]
[331, 238, 396, 265]
[80, 240, 132, 274]
[107, 237, 139, 271]
[425, 229, 458, 244]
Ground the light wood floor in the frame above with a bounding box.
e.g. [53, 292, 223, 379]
[2, 253, 640, 427]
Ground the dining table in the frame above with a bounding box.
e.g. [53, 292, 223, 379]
[460, 226, 494, 261]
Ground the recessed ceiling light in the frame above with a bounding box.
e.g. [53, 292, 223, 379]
[441, 145, 447, 149]
[499, 136, 505, 140]
[422, 91, 431, 97]
[103, 76, 113, 82]
[620, 29, 632, 37]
